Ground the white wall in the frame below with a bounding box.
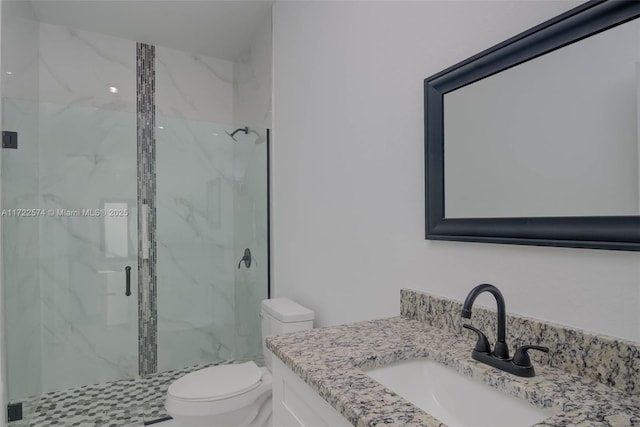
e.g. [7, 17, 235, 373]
[272, 0, 640, 342]
[233, 10, 272, 130]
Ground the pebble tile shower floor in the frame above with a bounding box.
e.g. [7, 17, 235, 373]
[8, 362, 232, 427]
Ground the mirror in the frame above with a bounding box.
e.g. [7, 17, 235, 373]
[425, 0, 640, 251]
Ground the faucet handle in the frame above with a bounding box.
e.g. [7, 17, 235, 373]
[512, 345, 549, 367]
[462, 324, 491, 354]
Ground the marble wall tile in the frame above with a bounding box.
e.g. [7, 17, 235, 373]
[155, 45, 234, 124]
[38, 23, 136, 113]
[400, 288, 640, 395]
[1, 1, 39, 101]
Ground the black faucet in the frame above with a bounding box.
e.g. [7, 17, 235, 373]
[462, 284, 509, 359]
[461, 284, 548, 377]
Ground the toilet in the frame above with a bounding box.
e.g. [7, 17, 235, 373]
[165, 298, 314, 426]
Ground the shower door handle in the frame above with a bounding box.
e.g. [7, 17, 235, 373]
[125, 266, 132, 296]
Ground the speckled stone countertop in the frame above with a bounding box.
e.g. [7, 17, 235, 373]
[266, 316, 640, 426]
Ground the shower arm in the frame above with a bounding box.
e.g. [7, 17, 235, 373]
[226, 126, 249, 141]
[224, 126, 264, 144]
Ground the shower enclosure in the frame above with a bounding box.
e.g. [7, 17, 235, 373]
[1, 2, 271, 424]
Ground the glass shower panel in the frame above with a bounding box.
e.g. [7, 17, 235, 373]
[2, 99, 139, 399]
[156, 120, 269, 371]
[2, 0, 42, 403]
[3, 98, 42, 401]
[156, 118, 237, 372]
[232, 129, 269, 364]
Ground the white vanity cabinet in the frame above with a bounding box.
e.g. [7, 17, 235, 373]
[271, 357, 353, 427]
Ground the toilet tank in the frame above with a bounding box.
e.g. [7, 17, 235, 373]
[261, 298, 314, 370]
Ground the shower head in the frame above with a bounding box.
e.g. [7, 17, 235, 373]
[225, 126, 249, 141]
[248, 129, 266, 145]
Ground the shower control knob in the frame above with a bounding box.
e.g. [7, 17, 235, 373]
[238, 248, 252, 269]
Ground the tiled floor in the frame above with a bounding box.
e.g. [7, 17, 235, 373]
[9, 361, 234, 427]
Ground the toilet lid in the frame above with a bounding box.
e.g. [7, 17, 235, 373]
[168, 362, 262, 402]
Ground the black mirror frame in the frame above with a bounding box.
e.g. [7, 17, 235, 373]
[425, 0, 640, 251]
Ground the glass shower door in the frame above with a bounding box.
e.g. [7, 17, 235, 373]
[232, 128, 269, 364]
[2, 98, 139, 399]
[155, 120, 269, 371]
[155, 118, 237, 372]
[38, 102, 139, 392]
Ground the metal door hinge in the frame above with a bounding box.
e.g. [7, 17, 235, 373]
[8, 402, 23, 422]
[2, 131, 18, 149]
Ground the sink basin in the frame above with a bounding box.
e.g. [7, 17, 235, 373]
[365, 359, 556, 427]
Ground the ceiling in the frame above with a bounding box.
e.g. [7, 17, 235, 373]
[27, 0, 272, 60]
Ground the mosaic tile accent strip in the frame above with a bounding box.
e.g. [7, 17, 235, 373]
[400, 288, 640, 395]
[267, 316, 640, 427]
[137, 42, 157, 376]
[8, 362, 233, 427]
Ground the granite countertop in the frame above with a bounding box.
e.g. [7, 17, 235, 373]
[266, 317, 640, 427]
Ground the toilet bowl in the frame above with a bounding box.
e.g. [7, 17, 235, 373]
[165, 298, 314, 427]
